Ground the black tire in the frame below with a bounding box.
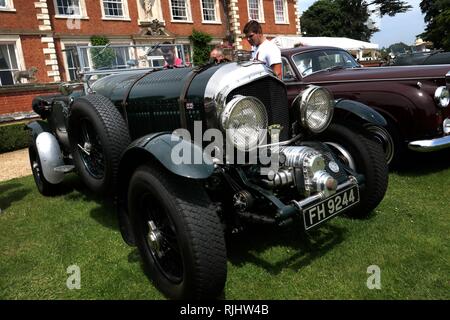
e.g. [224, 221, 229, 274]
[317, 122, 388, 218]
[364, 120, 403, 168]
[69, 94, 130, 196]
[28, 145, 60, 196]
[128, 163, 227, 299]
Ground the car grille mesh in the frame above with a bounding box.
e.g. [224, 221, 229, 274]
[227, 78, 290, 141]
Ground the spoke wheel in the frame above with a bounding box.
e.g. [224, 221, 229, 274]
[316, 122, 388, 218]
[69, 94, 130, 196]
[128, 163, 227, 299]
[77, 118, 105, 179]
[325, 141, 357, 170]
[138, 192, 183, 283]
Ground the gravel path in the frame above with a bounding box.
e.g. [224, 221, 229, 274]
[0, 148, 32, 182]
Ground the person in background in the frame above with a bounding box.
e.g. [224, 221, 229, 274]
[210, 47, 229, 64]
[298, 57, 313, 76]
[243, 20, 282, 79]
[161, 43, 183, 68]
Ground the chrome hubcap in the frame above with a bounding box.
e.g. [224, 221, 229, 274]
[147, 220, 163, 258]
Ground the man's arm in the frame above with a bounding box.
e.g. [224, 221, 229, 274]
[271, 63, 282, 79]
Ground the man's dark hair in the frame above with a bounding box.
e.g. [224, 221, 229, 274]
[243, 20, 262, 35]
[161, 41, 175, 54]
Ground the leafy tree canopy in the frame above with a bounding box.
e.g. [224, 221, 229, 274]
[90, 35, 116, 70]
[388, 42, 411, 55]
[420, 0, 450, 50]
[301, 0, 412, 42]
[189, 29, 213, 66]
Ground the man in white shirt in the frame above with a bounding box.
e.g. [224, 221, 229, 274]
[243, 20, 282, 79]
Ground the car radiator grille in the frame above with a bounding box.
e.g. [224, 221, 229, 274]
[227, 77, 290, 141]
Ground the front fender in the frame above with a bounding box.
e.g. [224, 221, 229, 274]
[126, 133, 215, 179]
[35, 132, 65, 184]
[25, 120, 52, 142]
[334, 99, 387, 127]
[117, 133, 214, 246]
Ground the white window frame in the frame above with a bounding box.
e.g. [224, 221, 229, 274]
[100, 0, 130, 21]
[108, 41, 134, 69]
[247, 0, 264, 23]
[61, 39, 134, 80]
[200, 0, 221, 24]
[0, 0, 15, 12]
[273, 0, 288, 24]
[169, 0, 193, 23]
[61, 40, 91, 81]
[53, 0, 89, 19]
[0, 35, 25, 86]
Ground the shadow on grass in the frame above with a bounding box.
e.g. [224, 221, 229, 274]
[393, 149, 450, 177]
[226, 222, 347, 275]
[57, 174, 120, 231]
[90, 203, 119, 231]
[127, 222, 347, 300]
[0, 182, 31, 212]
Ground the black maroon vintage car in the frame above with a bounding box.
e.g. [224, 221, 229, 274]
[26, 44, 388, 299]
[281, 46, 450, 165]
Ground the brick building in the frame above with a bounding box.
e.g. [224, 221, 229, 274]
[0, 0, 301, 116]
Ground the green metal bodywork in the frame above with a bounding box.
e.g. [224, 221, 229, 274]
[91, 66, 222, 140]
[91, 66, 221, 180]
[120, 132, 214, 180]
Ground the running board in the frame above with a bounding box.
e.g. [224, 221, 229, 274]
[54, 165, 75, 173]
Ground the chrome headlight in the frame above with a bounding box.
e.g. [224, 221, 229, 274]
[293, 86, 334, 133]
[221, 95, 268, 151]
[435, 86, 449, 108]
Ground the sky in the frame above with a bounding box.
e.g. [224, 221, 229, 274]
[297, 0, 426, 48]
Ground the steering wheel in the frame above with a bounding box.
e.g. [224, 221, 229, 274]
[301, 66, 313, 76]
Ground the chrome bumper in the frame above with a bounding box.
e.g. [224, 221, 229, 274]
[408, 135, 450, 152]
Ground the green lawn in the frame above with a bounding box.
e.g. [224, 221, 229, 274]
[1, 152, 449, 300]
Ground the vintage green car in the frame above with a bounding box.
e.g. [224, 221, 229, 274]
[27, 44, 388, 299]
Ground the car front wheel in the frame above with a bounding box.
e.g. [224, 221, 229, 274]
[317, 122, 389, 218]
[128, 163, 227, 299]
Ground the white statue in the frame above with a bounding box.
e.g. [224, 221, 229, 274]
[142, 0, 156, 19]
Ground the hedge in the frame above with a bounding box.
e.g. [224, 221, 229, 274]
[189, 29, 213, 66]
[0, 122, 30, 154]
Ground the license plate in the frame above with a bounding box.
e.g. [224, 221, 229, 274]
[303, 185, 360, 230]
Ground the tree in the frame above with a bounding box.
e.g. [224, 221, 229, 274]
[189, 30, 213, 66]
[301, 0, 412, 42]
[420, 0, 450, 50]
[388, 42, 411, 55]
[90, 35, 116, 70]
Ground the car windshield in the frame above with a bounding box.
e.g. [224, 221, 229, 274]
[65, 43, 191, 92]
[292, 49, 359, 77]
[74, 43, 190, 76]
